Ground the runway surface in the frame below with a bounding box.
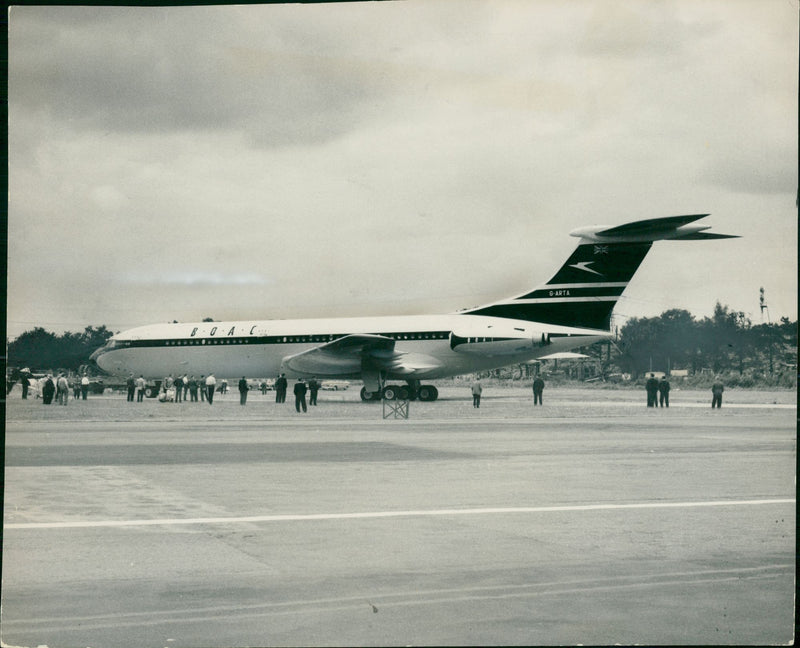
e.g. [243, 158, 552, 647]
[3, 388, 796, 646]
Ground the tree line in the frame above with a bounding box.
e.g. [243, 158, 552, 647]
[6, 326, 115, 375]
[613, 302, 796, 385]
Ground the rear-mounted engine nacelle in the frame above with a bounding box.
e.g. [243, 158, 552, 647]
[449, 330, 550, 355]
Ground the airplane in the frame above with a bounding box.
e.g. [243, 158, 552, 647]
[91, 213, 736, 401]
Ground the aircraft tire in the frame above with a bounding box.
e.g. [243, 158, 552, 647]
[418, 385, 438, 401]
[360, 387, 380, 402]
[382, 386, 398, 400]
[397, 386, 410, 400]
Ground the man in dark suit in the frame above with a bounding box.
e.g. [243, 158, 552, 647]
[293, 379, 307, 413]
[275, 374, 288, 403]
[308, 377, 320, 405]
[645, 373, 659, 407]
[238, 376, 249, 405]
[658, 376, 671, 408]
[711, 379, 724, 408]
[532, 376, 544, 405]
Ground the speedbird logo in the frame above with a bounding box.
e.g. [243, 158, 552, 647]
[568, 261, 604, 276]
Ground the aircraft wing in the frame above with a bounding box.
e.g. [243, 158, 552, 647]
[280, 334, 442, 378]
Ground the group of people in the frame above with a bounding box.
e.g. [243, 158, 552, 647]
[270, 374, 320, 412]
[644, 374, 672, 407]
[645, 373, 726, 408]
[123, 373, 224, 404]
[32, 373, 88, 405]
[125, 371, 321, 412]
[473, 373, 727, 410]
[18, 369, 730, 410]
[28, 373, 92, 405]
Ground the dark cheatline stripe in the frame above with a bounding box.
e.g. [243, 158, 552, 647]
[466, 301, 617, 330]
[119, 331, 452, 350]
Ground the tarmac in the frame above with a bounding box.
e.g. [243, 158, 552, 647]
[2, 387, 796, 646]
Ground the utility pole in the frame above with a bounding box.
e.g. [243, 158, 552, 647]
[759, 287, 773, 375]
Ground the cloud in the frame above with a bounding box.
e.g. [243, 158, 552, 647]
[122, 272, 270, 286]
[10, 4, 438, 148]
[6, 2, 798, 339]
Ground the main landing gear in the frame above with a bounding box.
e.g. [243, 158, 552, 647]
[360, 381, 439, 402]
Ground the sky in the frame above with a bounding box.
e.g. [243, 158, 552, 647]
[6, 1, 798, 341]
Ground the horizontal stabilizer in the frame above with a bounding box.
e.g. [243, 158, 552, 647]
[570, 214, 736, 243]
[595, 214, 709, 237]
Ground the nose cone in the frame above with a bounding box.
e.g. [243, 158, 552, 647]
[89, 345, 106, 364]
[90, 341, 116, 372]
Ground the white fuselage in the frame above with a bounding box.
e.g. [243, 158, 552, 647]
[92, 313, 609, 381]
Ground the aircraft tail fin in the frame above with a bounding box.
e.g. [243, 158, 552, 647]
[462, 214, 736, 330]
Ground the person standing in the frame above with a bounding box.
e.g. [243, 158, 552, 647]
[21, 374, 30, 400]
[136, 375, 146, 402]
[188, 376, 199, 402]
[205, 374, 216, 404]
[81, 374, 90, 400]
[238, 376, 248, 405]
[199, 375, 206, 401]
[294, 379, 307, 413]
[532, 376, 544, 405]
[183, 375, 190, 401]
[57, 374, 70, 405]
[308, 377, 320, 406]
[645, 373, 659, 407]
[42, 375, 55, 404]
[658, 376, 671, 408]
[471, 378, 482, 408]
[711, 378, 724, 409]
[275, 374, 287, 403]
[174, 375, 183, 403]
[126, 374, 136, 402]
